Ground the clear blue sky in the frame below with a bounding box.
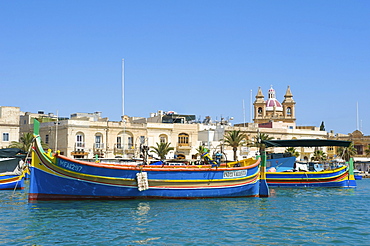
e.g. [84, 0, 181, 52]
[1, 1, 369, 135]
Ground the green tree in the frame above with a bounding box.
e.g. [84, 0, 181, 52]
[337, 142, 357, 162]
[312, 149, 327, 162]
[8, 132, 47, 153]
[365, 147, 370, 157]
[254, 132, 274, 154]
[285, 147, 299, 157]
[223, 130, 247, 161]
[150, 142, 174, 160]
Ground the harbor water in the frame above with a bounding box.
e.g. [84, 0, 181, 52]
[1, 180, 370, 245]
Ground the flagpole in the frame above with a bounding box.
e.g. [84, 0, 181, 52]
[122, 59, 125, 117]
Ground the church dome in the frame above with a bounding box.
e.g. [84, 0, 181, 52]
[266, 86, 283, 111]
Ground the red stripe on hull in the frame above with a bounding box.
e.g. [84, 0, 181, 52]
[0, 187, 24, 190]
[267, 172, 348, 184]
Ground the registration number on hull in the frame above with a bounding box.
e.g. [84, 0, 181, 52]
[223, 170, 247, 178]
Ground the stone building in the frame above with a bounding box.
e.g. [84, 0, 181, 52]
[20, 110, 200, 160]
[0, 106, 21, 149]
[330, 130, 370, 172]
[8, 86, 349, 162]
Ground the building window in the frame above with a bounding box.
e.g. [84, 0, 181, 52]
[287, 107, 292, 116]
[258, 107, 263, 116]
[76, 134, 84, 148]
[140, 136, 145, 144]
[45, 134, 49, 144]
[354, 145, 363, 155]
[2, 133, 9, 142]
[116, 136, 122, 149]
[159, 134, 167, 143]
[178, 133, 189, 145]
[128, 137, 133, 149]
[95, 135, 102, 148]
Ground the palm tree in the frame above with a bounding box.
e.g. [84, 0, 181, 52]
[365, 148, 370, 157]
[254, 132, 274, 154]
[8, 132, 44, 153]
[285, 147, 299, 157]
[223, 130, 247, 161]
[312, 149, 327, 162]
[337, 142, 357, 162]
[150, 142, 174, 161]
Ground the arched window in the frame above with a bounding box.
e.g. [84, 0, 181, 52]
[76, 133, 85, 149]
[95, 133, 103, 149]
[258, 107, 263, 116]
[287, 107, 292, 116]
[159, 134, 168, 143]
[177, 154, 186, 159]
[116, 136, 122, 149]
[117, 131, 133, 149]
[178, 133, 189, 146]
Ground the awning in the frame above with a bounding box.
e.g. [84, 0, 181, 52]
[262, 139, 351, 148]
[353, 157, 370, 162]
[0, 148, 25, 158]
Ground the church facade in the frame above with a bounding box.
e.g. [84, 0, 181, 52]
[253, 86, 296, 124]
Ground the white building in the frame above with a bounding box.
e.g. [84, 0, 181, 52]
[0, 106, 21, 149]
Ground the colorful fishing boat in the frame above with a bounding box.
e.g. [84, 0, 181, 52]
[0, 148, 26, 190]
[353, 170, 363, 180]
[262, 139, 356, 188]
[29, 120, 269, 201]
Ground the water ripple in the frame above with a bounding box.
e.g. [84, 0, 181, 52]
[1, 180, 370, 245]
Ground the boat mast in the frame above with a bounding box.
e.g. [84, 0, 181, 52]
[122, 59, 125, 117]
[55, 110, 59, 153]
[122, 59, 126, 157]
[356, 101, 359, 130]
[250, 89, 252, 122]
[242, 99, 246, 127]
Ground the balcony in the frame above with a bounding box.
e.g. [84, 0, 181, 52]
[72, 142, 88, 156]
[71, 150, 88, 156]
[93, 143, 105, 151]
[114, 143, 135, 155]
[74, 142, 85, 152]
[177, 143, 192, 150]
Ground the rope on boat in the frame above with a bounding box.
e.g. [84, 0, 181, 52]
[12, 137, 36, 196]
[305, 172, 309, 182]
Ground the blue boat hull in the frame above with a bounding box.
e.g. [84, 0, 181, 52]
[0, 174, 24, 190]
[266, 166, 354, 188]
[30, 166, 260, 199]
[29, 137, 263, 200]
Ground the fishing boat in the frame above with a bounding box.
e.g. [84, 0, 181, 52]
[0, 148, 26, 190]
[353, 170, 363, 180]
[261, 139, 356, 188]
[29, 120, 269, 201]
